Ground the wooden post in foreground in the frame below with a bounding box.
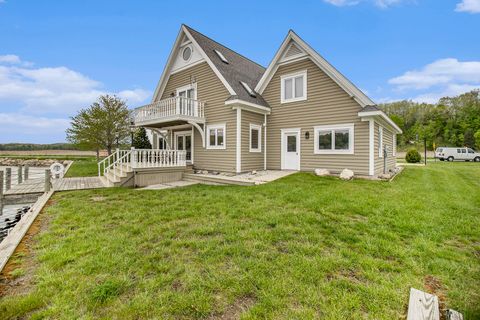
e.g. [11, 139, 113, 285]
[5, 168, 11, 191]
[44, 169, 51, 192]
[17, 165, 23, 184]
[24, 165, 29, 180]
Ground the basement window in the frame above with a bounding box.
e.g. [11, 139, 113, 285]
[214, 49, 229, 64]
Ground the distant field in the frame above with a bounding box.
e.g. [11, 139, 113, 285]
[0, 150, 97, 156]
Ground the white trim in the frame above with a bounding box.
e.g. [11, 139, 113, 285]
[170, 59, 205, 75]
[280, 70, 307, 104]
[378, 125, 384, 158]
[175, 83, 197, 100]
[249, 123, 262, 153]
[174, 130, 193, 163]
[225, 99, 271, 114]
[313, 123, 354, 155]
[281, 128, 301, 171]
[236, 109, 241, 173]
[206, 123, 227, 150]
[358, 110, 402, 134]
[368, 119, 374, 176]
[264, 114, 267, 170]
[255, 30, 375, 108]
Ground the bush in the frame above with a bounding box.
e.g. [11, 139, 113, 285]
[405, 149, 421, 163]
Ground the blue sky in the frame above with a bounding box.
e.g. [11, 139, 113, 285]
[0, 0, 479, 143]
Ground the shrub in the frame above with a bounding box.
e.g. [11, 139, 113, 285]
[405, 149, 421, 163]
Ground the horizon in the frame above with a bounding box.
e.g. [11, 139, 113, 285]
[0, 0, 479, 143]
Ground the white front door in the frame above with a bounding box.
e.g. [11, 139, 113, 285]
[282, 129, 300, 170]
[175, 131, 193, 163]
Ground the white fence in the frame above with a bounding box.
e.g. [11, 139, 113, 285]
[98, 149, 187, 179]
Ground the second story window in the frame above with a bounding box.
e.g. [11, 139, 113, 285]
[281, 70, 307, 103]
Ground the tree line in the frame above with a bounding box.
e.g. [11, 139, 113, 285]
[380, 90, 480, 151]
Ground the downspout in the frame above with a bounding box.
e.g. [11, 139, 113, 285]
[264, 113, 267, 171]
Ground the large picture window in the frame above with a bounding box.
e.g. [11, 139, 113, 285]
[281, 70, 307, 103]
[314, 124, 354, 154]
[206, 124, 226, 149]
[249, 124, 261, 152]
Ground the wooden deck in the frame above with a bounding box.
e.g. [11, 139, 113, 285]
[4, 177, 106, 195]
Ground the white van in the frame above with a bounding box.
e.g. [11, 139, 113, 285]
[435, 147, 480, 162]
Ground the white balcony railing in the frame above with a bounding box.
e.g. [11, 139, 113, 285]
[133, 96, 205, 124]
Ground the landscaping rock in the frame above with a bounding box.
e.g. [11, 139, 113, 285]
[378, 173, 392, 180]
[0, 158, 69, 167]
[201, 170, 209, 175]
[339, 169, 354, 180]
[314, 168, 330, 176]
[251, 170, 257, 175]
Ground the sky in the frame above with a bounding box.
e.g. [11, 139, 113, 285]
[0, 0, 479, 143]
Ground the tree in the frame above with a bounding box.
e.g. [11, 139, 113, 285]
[66, 95, 131, 160]
[132, 127, 152, 149]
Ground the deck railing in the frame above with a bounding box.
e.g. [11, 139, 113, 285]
[133, 96, 205, 124]
[98, 149, 187, 180]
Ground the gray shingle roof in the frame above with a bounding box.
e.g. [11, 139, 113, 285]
[184, 25, 269, 107]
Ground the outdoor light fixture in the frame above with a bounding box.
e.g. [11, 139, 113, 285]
[305, 131, 310, 140]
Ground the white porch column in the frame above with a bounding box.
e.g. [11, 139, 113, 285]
[236, 108, 242, 173]
[369, 118, 375, 176]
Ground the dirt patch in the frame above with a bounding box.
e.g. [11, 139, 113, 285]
[207, 295, 256, 320]
[326, 268, 365, 283]
[91, 196, 107, 202]
[424, 275, 447, 319]
[0, 205, 52, 297]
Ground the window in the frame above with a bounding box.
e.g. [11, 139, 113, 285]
[206, 124, 226, 149]
[461, 149, 466, 154]
[182, 46, 192, 61]
[158, 137, 167, 150]
[214, 49, 229, 64]
[378, 126, 384, 158]
[249, 124, 261, 152]
[457, 149, 461, 153]
[468, 148, 475, 154]
[281, 70, 307, 103]
[314, 124, 354, 154]
[393, 134, 397, 156]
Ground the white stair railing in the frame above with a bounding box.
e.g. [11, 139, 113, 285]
[98, 149, 187, 182]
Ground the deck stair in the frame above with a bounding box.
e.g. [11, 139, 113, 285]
[98, 149, 188, 187]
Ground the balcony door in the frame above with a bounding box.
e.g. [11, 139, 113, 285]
[176, 84, 197, 117]
[174, 130, 193, 163]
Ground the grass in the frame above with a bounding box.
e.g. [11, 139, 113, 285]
[0, 163, 479, 319]
[0, 155, 99, 177]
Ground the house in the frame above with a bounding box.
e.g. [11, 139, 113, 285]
[101, 25, 401, 186]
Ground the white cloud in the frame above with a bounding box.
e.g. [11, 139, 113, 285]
[387, 58, 480, 103]
[323, 0, 408, 8]
[0, 55, 151, 142]
[0, 55, 151, 116]
[0, 54, 21, 64]
[455, 0, 480, 13]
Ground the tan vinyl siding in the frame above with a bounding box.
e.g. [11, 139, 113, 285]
[160, 62, 237, 172]
[262, 58, 370, 175]
[241, 110, 264, 172]
[374, 122, 396, 174]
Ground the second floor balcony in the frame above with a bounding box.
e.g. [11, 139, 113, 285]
[133, 96, 205, 127]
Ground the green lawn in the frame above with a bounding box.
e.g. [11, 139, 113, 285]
[0, 163, 479, 319]
[0, 155, 99, 177]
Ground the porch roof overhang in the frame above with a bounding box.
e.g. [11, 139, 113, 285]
[358, 110, 403, 134]
[134, 115, 205, 129]
[225, 99, 271, 115]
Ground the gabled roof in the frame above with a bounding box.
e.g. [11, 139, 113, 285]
[255, 30, 376, 108]
[358, 105, 403, 133]
[183, 25, 269, 107]
[151, 25, 269, 108]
